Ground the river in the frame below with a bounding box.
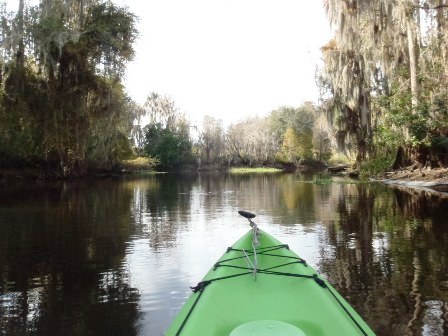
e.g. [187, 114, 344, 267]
[1, 173, 448, 335]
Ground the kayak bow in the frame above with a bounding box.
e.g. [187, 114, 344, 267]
[166, 212, 375, 336]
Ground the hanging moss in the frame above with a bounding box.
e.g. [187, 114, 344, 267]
[0, 0, 139, 177]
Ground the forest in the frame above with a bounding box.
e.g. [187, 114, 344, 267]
[1, 0, 448, 177]
[321, 0, 448, 172]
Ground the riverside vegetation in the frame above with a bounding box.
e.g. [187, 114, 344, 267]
[1, 1, 448, 180]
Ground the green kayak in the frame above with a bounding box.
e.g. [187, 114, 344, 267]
[166, 211, 376, 336]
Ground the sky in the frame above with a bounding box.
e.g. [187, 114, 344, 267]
[116, 1, 331, 126]
[117, 0, 330, 124]
[9, 0, 332, 126]
[5, 0, 331, 125]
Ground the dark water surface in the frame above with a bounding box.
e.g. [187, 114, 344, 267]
[1, 173, 448, 336]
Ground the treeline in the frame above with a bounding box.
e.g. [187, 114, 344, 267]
[133, 93, 333, 170]
[197, 103, 331, 168]
[320, 0, 448, 170]
[0, 1, 333, 177]
[12, 1, 447, 176]
[0, 0, 138, 177]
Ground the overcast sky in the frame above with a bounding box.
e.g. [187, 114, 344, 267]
[119, 0, 331, 125]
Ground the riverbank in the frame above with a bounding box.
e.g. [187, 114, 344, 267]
[0, 167, 156, 182]
[328, 164, 448, 194]
[376, 167, 448, 194]
[381, 166, 448, 182]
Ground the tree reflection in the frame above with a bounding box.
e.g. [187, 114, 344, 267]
[2, 175, 448, 336]
[319, 183, 448, 335]
[128, 174, 196, 250]
[0, 180, 141, 335]
[225, 173, 319, 225]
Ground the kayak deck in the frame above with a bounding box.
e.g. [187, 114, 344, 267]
[166, 229, 375, 336]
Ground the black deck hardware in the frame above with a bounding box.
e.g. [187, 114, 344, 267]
[238, 210, 256, 219]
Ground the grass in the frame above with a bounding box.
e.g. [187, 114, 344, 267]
[121, 156, 158, 171]
[305, 178, 372, 185]
[228, 167, 283, 174]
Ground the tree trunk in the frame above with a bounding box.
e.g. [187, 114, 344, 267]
[436, 0, 444, 39]
[16, 0, 25, 95]
[392, 146, 414, 170]
[407, 20, 419, 112]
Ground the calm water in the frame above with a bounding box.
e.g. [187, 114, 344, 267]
[1, 173, 448, 336]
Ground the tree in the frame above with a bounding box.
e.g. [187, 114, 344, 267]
[320, 39, 373, 162]
[277, 127, 313, 163]
[280, 127, 301, 163]
[0, 0, 138, 176]
[141, 93, 193, 170]
[268, 104, 317, 162]
[143, 124, 190, 170]
[129, 101, 147, 155]
[321, 0, 448, 167]
[313, 112, 333, 162]
[225, 117, 276, 166]
[199, 115, 225, 164]
[144, 92, 178, 129]
[269, 104, 316, 146]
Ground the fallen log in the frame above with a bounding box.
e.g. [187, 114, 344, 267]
[328, 165, 349, 173]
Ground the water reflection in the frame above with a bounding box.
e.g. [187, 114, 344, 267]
[128, 175, 195, 250]
[0, 180, 141, 335]
[317, 182, 448, 336]
[1, 174, 448, 335]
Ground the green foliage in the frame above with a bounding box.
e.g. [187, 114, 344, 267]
[267, 104, 317, 165]
[375, 92, 430, 150]
[82, 3, 137, 77]
[374, 91, 412, 151]
[321, 1, 448, 168]
[430, 136, 448, 166]
[429, 95, 448, 135]
[110, 131, 134, 160]
[375, 89, 445, 151]
[431, 136, 448, 152]
[317, 149, 332, 162]
[144, 123, 192, 170]
[359, 156, 395, 177]
[297, 129, 314, 159]
[0, 63, 47, 163]
[228, 167, 282, 174]
[277, 127, 314, 164]
[269, 104, 316, 145]
[281, 127, 300, 163]
[326, 152, 352, 166]
[0, 1, 139, 176]
[138, 92, 194, 170]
